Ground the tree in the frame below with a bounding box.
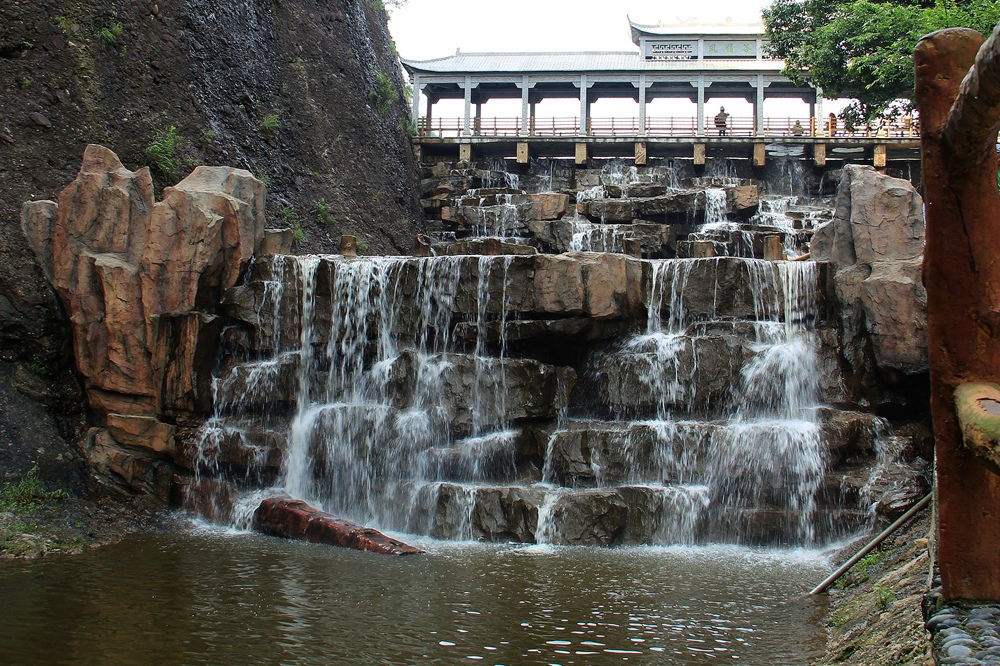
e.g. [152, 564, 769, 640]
[763, 0, 1000, 122]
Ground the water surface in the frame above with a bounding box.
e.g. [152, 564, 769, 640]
[0, 529, 830, 665]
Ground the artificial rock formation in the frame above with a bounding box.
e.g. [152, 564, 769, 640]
[21, 145, 265, 497]
[811, 164, 927, 374]
[915, 23, 1000, 601]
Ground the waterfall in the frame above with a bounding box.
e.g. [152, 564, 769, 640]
[183, 154, 905, 551]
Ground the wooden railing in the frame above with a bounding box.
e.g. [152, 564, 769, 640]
[415, 116, 921, 139]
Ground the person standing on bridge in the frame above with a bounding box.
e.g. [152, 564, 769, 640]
[715, 107, 729, 136]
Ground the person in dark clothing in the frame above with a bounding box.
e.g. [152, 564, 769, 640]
[715, 107, 729, 136]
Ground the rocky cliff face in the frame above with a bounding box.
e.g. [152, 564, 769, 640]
[0, 0, 422, 491]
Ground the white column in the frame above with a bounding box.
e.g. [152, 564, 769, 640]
[638, 74, 647, 136]
[813, 86, 824, 136]
[696, 75, 705, 136]
[520, 75, 530, 136]
[463, 75, 472, 135]
[411, 75, 420, 130]
[755, 74, 765, 135]
[579, 74, 589, 135]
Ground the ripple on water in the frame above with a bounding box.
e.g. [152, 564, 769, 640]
[0, 530, 831, 665]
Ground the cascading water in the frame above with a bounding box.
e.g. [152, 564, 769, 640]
[186, 155, 904, 551]
[546, 257, 830, 545]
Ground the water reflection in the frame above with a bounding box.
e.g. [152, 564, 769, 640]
[0, 530, 830, 665]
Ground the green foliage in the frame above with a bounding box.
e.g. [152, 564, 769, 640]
[254, 172, 271, 188]
[19, 76, 33, 90]
[28, 357, 45, 376]
[94, 20, 124, 48]
[143, 125, 185, 181]
[280, 205, 298, 223]
[201, 128, 217, 143]
[372, 73, 399, 117]
[873, 584, 896, 609]
[356, 238, 370, 253]
[260, 113, 281, 132]
[311, 199, 336, 226]
[53, 15, 75, 36]
[291, 221, 305, 247]
[763, 0, 1000, 121]
[0, 467, 65, 513]
[834, 550, 884, 589]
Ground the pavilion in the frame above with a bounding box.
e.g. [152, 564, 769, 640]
[401, 19, 823, 138]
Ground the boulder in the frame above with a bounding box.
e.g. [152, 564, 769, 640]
[811, 165, 928, 376]
[534, 252, 643, 319]
[253, 495, 423, 555]
[530, 193, 569, 220]
[860, 259, 928, 373]
[106, 414, 176, 455]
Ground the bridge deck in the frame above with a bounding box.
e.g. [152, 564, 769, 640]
[412, 116, 921, 164]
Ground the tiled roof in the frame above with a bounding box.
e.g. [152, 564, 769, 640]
[402, 51, 785, 74]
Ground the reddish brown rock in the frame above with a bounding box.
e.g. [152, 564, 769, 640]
[253, 496, 424, 556]
[530, 193, 569, 220]
[106, 414, 177, 455]
[532, 252, 642, 320]
[20, 146, 265, 423]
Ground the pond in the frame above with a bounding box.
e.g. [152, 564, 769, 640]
[0, 527, 831, 665]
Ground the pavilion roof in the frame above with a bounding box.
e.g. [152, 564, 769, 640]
[401, 51, 785, 75]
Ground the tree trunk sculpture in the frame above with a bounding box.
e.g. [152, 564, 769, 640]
[915, 22, 1000, 601]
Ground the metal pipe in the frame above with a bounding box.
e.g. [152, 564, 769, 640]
[809, 492, 933, 595]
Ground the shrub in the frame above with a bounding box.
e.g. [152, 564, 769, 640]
[94, 20, 124, 48]
[291, 221, 305, 247]
[311, 199, 336, 226]
[260, 113, 281, 132]
[143, 125, 184, 181]
[372, 73, 398, 117]
[0, 467, 65, 513]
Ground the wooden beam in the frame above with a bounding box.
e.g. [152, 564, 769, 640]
[693, 143, 706, 166]
[516, 141, 529, 164]
[813, 143, 827, 167]
[634, 142, 647, 166]
[873, 144, 887, 168]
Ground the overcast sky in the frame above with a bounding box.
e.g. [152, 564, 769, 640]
[387, 0, 848, 118]
[388, 0, 767, 60]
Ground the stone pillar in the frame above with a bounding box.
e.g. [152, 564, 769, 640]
[696, 75, 705, 136]
[474, 101, 482, 135]
[914, 25, 1000, 602]
[579, 74, 589, 135]
[520, 75, 530, 136]
[638, 75, 647, 136]
[463, 75, 473, 136]
[753, 143, 766, 167]
[459, 143, 471, 161]
[575, 142, 588, 166]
